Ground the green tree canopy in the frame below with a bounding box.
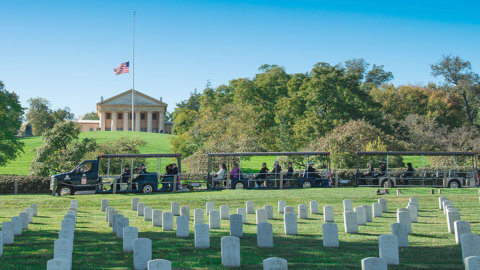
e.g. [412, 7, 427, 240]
[82, 111, 99, 120]
[26, 97, 75, 135]
[0, 81, 24, 167]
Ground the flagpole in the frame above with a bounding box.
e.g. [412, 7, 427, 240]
[131, 11, 136, 132]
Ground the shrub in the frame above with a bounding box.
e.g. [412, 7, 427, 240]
[0, 175, 50, 194]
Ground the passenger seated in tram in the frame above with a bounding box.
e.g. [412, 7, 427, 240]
[230, 163, 240, 180]
[161, 164, 172, 189]
[402, 162, 415, 178]
[138, 164, 147, 174]
[378, 162, 387, 177]
[121, 166, 131, 183]
[212, 164, 227, 187]
[306, 162, 319, 179]
[255, 163, 269, 187]
[361, 163, 374, 178]
[284, 162, 294, 186]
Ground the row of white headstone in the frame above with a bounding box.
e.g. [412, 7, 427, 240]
[343, 198, 387, 234]
[0, 203, 37, 256]
[125, 198, 289, 269]
[46, 199, 78, 270]
[439, 197, 480, 269]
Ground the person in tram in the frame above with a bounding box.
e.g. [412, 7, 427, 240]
[161, 164, 172, 189]
[362, 162, 374, 178]
[212, 164, 227, 187]
[121, 165, 131, 183]
[402, 162, 415, 178]
[378, 161, 387, 177]
[170, 163, 182, 189]
[269, 161, 282, 187]
[284, 161, 294, 186]
[306, 162, 319, 179]
[229, 163, 240, 180]
[255, 163, 269, 187]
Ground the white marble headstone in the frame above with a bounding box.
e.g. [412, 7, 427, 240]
[344, 211, 358, 234]
[194, 208, 204, 225]
[391, 223, 408, 247]
[278, 200, 286, 214]
[323, 205, 334, 222]
[322, 223, 339, 247]
[284, 212, 298, 235]
[220, 205, 229, 220]
[209, 210, 221, 229]
[257, 222, 273, 248]
[133, 238, 152, 270]
[123, 226, 138, 252]
[162, 212, 174, 231]
[379, 234, 399, 265]
[171, 202, 179, 216]
[455, 221, 471, 245]
[461, 233, 480, 262]
[310, 200, 319, 214]
[221, 236, 241, 268]
[246, 201, 255, 214]
[263, 257, 288, 270]
[230, 214, 243, 237]
[176, 216, 189, 238]
[152, 209, 163, 227]
[256, 209, 268, 224]
[147, 259, 171, 270]
[343, 199, 352, 212]
[194, 223, 210, 249]
[264, 205, 274, 220]
[361, 257, 387, 270]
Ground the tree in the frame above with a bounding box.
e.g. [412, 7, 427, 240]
[431, 55, 480, 125]
[26, 97, 55, 136]
[0, 81, 24, 167]
[52, 108, 74, 123]
[365, 64, 394, 87]
[82, 111, 99, 120]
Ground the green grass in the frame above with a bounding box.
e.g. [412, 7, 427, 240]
[0, 187, 475, 269]
[0, 132, 173, 176]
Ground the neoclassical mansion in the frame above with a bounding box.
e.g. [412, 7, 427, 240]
[77, 90, 172, 133]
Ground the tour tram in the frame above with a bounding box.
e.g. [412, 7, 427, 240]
[206, 152, 331, 190]
[355, 151, 479, 188]
[51, 153, 184, 196]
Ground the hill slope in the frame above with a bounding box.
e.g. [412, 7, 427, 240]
[0, 131, 173, 175]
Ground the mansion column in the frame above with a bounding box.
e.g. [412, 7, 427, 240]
[123, 112, 129, 131]
[111, 111, 117, 131]
[100, 111, 106, 131]
[135, 111, 141, 131]
[159, 110, 165, 133]
[147, 111, 153, 133]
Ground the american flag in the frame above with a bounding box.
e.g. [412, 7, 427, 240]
[113, 61, 129, 75]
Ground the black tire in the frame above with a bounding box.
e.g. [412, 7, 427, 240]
[234, 181, 246, 189]
[448, 179, 461, 189]
[142, 183, 154, 194]
[381, 180, 394, 188]
[302, 180, 313, 188]
[57, 185, 74, 196]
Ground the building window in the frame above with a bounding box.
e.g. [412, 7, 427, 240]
[141, 128, 147, 132]
[153, 113, 157, 120]
[89, 128, 94, 131]
[106, 128, 111, 131]
[118, 113, 123, 120]
[106, 113, 111, 120]
[117, 128, 123, 131]
[141, 113, 145, 120]
[129, 113, 132, 119]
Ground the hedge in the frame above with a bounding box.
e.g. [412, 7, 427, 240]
[0, 175, 50, 194]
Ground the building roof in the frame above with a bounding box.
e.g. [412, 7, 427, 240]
[97, 89, 167, 107]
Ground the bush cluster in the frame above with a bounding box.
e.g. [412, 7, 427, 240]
[0, 175, 50, 194]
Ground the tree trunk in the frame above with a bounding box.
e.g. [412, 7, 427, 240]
[462, 89, 474, 124]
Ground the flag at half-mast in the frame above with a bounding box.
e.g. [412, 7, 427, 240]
[113, 61, 129, 75]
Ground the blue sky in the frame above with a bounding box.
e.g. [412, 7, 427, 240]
[1, 0, 479, 117]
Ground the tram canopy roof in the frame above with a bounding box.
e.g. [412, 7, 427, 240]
[98, 154, 181, 159]
[208, 151, 330, 157]
[356, 151, 476, 156]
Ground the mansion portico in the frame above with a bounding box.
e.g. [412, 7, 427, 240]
[77, 90, 172, 133]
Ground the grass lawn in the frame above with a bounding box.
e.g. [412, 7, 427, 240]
[0, 132, 173, 176]
[0, 187, 474, 269]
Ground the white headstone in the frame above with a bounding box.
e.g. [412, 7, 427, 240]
[54, 238, 72, 262]
[194, 223, 210, 249]
[237, 208, 247, 224]
[455, 221, 471, 245]
[284, 212, 298, 235]
[396, 210, 412, 234]
[465, 256, 480, 270]
[246, 201, 255, 214]
[152, 209, 163, 227]
[361, 257, 387, 270]
[363, 205, 372, 222]
[344, 211, 358, 234]
[134, 238, 152, 270]
[343, 199, 353, 212]
[144, 207, 153, 221]
[206, 201, 214, 215]
[322, 223, 339, 247]
[62, 219, 75, 231]
[220, 205, 229, 220]
[438, 197, 447, 209]
[209, 210, 221, 229]
[162, 212, 174, 231]
[11, 216, 22, 236]
[117, 217, 129, 238]
[264, 205, 274, 220]
[194, 208, 204, 225]
[443, 201, 452, 215]
[19, 212, 28, 230]
[171, 202, 179, 216]
[131, 198, 139, 211]
[47, 258, 71, 270]
[406, 205, 418, 223]
[230, 214, 243, 237]
[354, 206, 366, 226]
[176, 216, 189, 238]
[0, 232, 2, 256]
[378, 198, 387, 212]
[147, 259, 171, 270]
[391, 223, 408, 247]
[108, 209, 117, 227]
[105, 206, 114, 221]
[323, 205, 334, 222]
[256, 209, 268, 224]
[123, 226, 138, 252]
[278, 200, 286, 214]
[59, 229, 74, 245]
[25, 208, 34, 223]
[310, 201, 319, 214]
[257, 222, 273, 248]
[372, 203, 382, 217]
[137, 203, 145, 216]
[461, 234, 480, 262]
[263, 257, 288, 270]
[284, 206, 294, 214]
[101, 199, 109, 212]
[447, 210, 460, 234]
[1, 222, 14, 244]
[221, 236, 241, 267]
[180, 206, 190, 220]
[30, 204, 38, 216]
[298, 204, 308, 219]
[379, 234, 399, 265]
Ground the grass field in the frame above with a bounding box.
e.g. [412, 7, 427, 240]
[0, 187, 474, 269]
[0, 132, 173, 176]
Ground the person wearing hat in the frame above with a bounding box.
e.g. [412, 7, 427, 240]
[306, 162, 318, 179]
[378, 161, 386, 177]
[121, 165, 131, 183]
[138, 164, 147, 174]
